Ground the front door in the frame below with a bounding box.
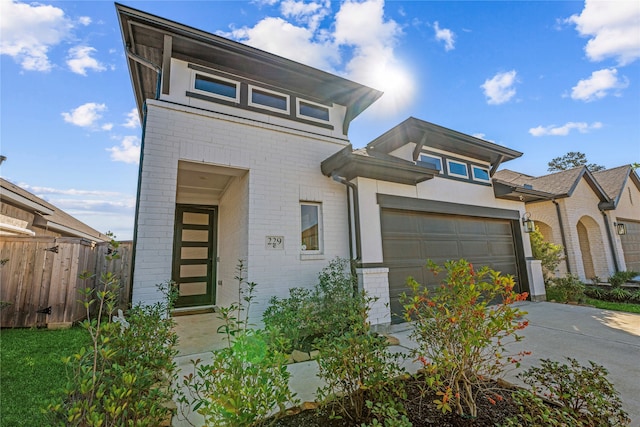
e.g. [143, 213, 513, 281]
[172, 205, 217, 308]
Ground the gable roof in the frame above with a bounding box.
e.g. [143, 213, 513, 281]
[493, 166, 611, 206]
[592, 165, 640, 208]
[366, 117, 523, 169]
[0, 178, 108, 242]
[115, 3, 382, 135]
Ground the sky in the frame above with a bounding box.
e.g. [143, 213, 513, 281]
[1, 0, 639, 240]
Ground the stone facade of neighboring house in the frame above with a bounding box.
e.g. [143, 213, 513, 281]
[494, 165, 640, 282]
[118, 5, 544, 325]
[0, 177, 108, 242]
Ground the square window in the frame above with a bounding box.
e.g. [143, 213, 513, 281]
[418, 154, 442, 172]
[249, 86, 290, 113]
[193, 73, 239, 101]
[297, 100, 330, 122]
[472, 166, 490, 182]
[447, 159, 469, 178]
[301, 203, 322, 252]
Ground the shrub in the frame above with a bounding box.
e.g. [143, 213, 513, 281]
[547, 274, 585, 303]
[529, 226, 564, 282]
[610, 287, 633, 302]
[315, 291, 407, 424]
[263, 258, 360, 352]
[609, 271, 638, 288]
[507, 358, 631, 426]
[401, 259, 530, 418]
[179, 262, 298, 426]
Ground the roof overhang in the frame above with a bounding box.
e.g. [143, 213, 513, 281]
[366, 117, 523, 167]
[0, 187, 55, 216]
[32, 214, 107, 242]
[321, 145, 437, 185]
[492, 179, 557, 203]
[115, 3, 382, 134]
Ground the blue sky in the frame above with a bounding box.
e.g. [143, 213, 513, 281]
[1, 0, 639, 240]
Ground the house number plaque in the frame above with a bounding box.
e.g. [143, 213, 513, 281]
[265, 236, 284, 250]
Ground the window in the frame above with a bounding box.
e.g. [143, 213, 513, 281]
[447, 159, 469, 178]
[297, 100, 330, 122]
[249, 85, 289, 113]
[418, 154, 442, 172]
[193, 73, 239, 101]
[471, 166, 490, 182]
[301, 203, 322, 252]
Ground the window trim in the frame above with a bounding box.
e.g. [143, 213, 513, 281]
[191, 71, 240, 103]
[471, 165, 491, 183]
[418, 154, 443, 173]
[248, 85, 290, 114]
[300, 202, 323, 254]
[296, 99, 330, 123]
[446, 159, 469, 179]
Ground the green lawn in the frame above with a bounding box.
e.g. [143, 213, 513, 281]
[585, 297, 640, 314]
[0, 326, 88, 426]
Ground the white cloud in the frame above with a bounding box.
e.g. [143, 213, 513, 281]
[529, 121, 603, 137]
[280, 0, 331, 31]
[570, 68, 629, 101]
[567, 0, 640, 65]
[481, 70, 518, 105]
[62, 102, 107, 127]
[472, 133, 495, 142]
[20, 184, 123, 198]
[0, 1, 72, 71]
[434, 21, 455, 51]
[123, 108, 141, 128]
[78, 16, 91, 26]
[107, 136, 141, 164]
[66, 45, 105, 75]
[101, 123, 114, 131]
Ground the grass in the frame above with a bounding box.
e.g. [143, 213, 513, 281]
[584, 297, 640, 314]
[0, 326, 88, 426]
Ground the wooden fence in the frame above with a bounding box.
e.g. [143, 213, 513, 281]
[0, 237, 132, 328]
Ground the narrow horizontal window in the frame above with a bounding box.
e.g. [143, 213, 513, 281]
[298, 100, 330, 122]
[472, 166, 490, 182]
[418, 154, 442, 172]
[194, 74, 238, 101]
[447, 159, 469, 178]
[249, 86, 289, 113]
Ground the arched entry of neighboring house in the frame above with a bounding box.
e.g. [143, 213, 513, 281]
[536, 221, 553, 243]
[576, 215, 607, 281]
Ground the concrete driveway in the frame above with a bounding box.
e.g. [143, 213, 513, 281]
[173, 302, 640, 426]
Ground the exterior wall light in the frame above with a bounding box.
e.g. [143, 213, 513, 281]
[522, 212, 535, 233]
[615, 222, 627, 235]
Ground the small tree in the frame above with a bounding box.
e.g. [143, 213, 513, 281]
[529, 226, 564, 282]
[547, 151, 604, 172]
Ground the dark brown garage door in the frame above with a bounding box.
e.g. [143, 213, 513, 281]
[620, 219, 640, 273]
[381, 208, 523, 322]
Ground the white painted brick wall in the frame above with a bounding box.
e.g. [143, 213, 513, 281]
[357, 267, 392, 327]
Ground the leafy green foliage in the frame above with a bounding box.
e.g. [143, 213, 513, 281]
[504, 358, 630, 426]
[361, 400, 412, 427]
[547, 151, 605, 172]
[401, 259, 530, 418]
[529, 226, 564, 281]
[315, 291, 408, 424]
[608, 271, 638, 288]
[547, 274, 585, 303]
[263, 258, 360, 352]
[179, 261, 298, 426]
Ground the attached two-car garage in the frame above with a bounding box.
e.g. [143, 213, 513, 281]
[619, 219, 640, 273]
[377, 195, 528, 322]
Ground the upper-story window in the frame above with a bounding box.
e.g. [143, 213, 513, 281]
[297, 99, 330, 122]
[471, 165, 490, 182]
[447, 159, 469, 178]
[249, 85, 290, 114]
[193, 73, 239, 102]
[418, 154, 442, 172]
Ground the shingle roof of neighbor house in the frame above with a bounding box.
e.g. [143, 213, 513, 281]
[0, 178, 109, 242]
[592, 165, 640, 207]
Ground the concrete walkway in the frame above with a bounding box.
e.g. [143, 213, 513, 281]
[172, 302, 640, 426]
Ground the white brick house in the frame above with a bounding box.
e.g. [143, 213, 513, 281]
[118, 5, 544, 325]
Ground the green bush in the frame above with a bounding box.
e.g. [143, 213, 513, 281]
[263, 258, 360, 352]
[547, 274, 585, 303]
[179, 262, 298, 426]
[401, 259, 530, 418]
[315, 292, 408, 424]
[529, 226, 564, 282]
[609, 271, 638, 288]
[505, 358, 630, 426]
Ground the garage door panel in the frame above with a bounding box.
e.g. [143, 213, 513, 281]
[381, 211, 420, 233]
[620, 219, 640, 272]
[460, 241, 490, 257]
[418, 216, 456, 234]
[485, 221, 513, 236]
[423, 240, 460, 259]
[382, 239, 422, 261]
[490, 241, 516, 256]
[457, 218, 487, 235]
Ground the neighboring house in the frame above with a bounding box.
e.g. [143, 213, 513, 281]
[0, 177, 108, 242]
[118, 5, 544, 325]
[494, 165, 640, 281]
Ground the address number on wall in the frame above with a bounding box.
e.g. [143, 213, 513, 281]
[265, 236, 284, 250]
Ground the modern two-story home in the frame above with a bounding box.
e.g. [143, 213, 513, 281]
[117, 4, 544, 325]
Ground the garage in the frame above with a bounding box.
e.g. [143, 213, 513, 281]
[619, 219, 640, 273]
[380, 205, 526, 322]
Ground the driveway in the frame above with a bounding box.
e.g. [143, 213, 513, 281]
[173, 302, 640, 426]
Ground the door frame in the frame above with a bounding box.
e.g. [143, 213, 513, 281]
[172, 204, 218, 308]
